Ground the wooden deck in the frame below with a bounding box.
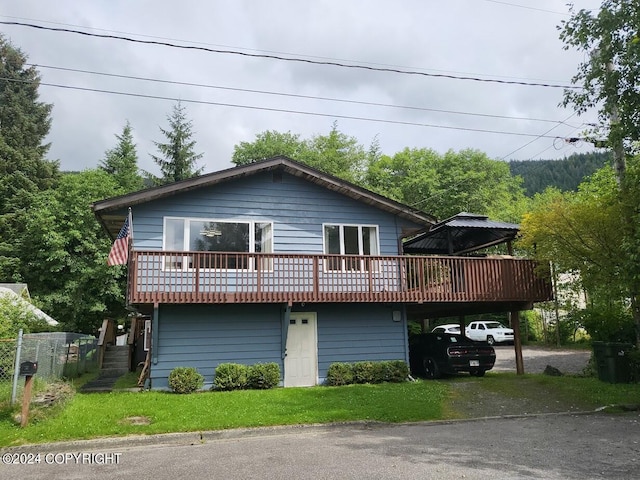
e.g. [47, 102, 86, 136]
[127, 251, 552, 306]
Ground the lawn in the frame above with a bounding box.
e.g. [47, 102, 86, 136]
[0, 374, 638, 447]
[0, 381, 448, 447]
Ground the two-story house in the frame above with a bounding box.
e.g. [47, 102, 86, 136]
[92, 157, 551, 389]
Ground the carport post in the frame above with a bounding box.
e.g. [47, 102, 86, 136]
[511, 310, 524, 374]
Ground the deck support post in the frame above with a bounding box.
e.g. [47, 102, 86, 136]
[152, 302, 159, 365]
[511, 310, 524, 375]
[281, 303, 291, 360]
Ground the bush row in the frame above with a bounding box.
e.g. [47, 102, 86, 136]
[214, 362, 280, 391]
[325, 360, 409, 386]
[167, 363, 281, 393]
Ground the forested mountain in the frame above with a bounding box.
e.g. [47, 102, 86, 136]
[509, 151, 611, 196]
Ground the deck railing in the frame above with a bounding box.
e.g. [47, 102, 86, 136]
[128, 251, 551, 305]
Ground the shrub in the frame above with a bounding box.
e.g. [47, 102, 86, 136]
[381, 360, 409, 382]
[248, 363, 280, 389]
[214, 363, 249, 391]
[352, 361, 377, 384]
[168, 366, 204, 394]
[325, 362, 354, 386]
[326, 360, 409, 386]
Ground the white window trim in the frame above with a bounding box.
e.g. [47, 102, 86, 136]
[162, 217, 273, 271]
[322, 223, 380, 272]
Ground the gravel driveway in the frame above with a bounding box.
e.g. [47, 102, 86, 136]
[492, 345, 592, 375]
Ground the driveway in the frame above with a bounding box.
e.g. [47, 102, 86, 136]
[492, 345, 591, 375]
[2, 414, 639, 479]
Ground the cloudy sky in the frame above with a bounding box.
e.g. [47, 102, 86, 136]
[1, 0, 603, 175]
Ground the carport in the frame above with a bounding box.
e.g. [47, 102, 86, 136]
[402, 212, 528, 374]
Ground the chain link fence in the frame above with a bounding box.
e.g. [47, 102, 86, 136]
[0, 331, 97, 405]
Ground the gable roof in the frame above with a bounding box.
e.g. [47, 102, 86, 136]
[402, 212, 520, 255]
[0, 287, 58, 326]
[92, 156, 436, 239]
[0, 283, 29, 298]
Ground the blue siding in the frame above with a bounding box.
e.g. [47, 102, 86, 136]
[310, 303, 408, 382]
[150, 302, 408, 389]
[151, 304, 283, 389]
[131, 172, 422, 255]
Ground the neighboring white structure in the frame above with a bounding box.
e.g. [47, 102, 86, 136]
[555, 272, 587, 310]
[0, 286, 59, 326]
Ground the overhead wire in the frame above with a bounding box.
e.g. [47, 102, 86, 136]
[499, 112, 578, 160]
[0, 21, 582, 90]
[0, 76, 577, 140]
[29, 63, 581, 127]
[1, 14, 576, 85]
[478, 0, 571, 15]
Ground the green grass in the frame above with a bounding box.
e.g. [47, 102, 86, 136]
[0, 381, 448, 446]
[452, 372, 640, 412]
[1, 374, 638, 447]
[113, 371, 141, 390]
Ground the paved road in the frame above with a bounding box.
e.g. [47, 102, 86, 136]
[493, 345, 591, 374]
[2, 413, 639, 480]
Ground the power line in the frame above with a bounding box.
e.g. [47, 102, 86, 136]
[499, 112, 578, 159]
[30, 63, 580, 127]
[1, 21, 581, 90]
[1, 76, 574, 140]
[3, 14, 573, 86]
[479, 0, 571, 15]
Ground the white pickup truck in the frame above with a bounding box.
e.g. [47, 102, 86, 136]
[465, 320, 514, 345]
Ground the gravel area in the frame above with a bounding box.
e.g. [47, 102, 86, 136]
[492, 345, 592, 375]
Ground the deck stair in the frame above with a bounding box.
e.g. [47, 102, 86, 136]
[80, 345, 129, 392]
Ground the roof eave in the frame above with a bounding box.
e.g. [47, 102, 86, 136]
[91, 157, 436, 227]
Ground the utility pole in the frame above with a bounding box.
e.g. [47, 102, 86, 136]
[607, 60, 626, 185]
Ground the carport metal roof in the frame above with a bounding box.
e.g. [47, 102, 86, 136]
[402, 212, 520, 255]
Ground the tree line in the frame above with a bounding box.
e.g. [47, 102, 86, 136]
[510, 151, 611, 197]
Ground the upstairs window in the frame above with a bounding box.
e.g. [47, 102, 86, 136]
[163, 218, 272, 270]
[323, 224, 379, 271]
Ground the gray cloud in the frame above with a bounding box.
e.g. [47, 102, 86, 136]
[2, 0, 602, 174]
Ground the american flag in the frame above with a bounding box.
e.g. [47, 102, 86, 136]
[107, 216, 130, 266]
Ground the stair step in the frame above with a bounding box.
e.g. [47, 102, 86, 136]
[100, 368, 128, 377]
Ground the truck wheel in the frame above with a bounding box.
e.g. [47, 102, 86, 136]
[486, 335, 495, 346]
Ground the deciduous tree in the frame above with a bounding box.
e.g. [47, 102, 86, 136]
[18, 170, 128, 333]
[559, 1, 640, 343]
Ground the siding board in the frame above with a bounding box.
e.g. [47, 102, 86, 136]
[151, 304, 283, 389]
[132, 172, 422, 255]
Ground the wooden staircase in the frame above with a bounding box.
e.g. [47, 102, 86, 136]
[81, 345, 129, 392]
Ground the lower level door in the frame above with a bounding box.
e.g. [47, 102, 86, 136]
[284, 313, 318, 387]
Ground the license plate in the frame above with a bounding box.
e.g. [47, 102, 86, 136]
[470, 360, 479, 367]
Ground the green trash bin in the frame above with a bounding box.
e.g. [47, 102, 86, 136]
[592, 341, 632, 383]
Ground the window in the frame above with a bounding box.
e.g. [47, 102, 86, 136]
[163, 218, 273, 270]
[323, 224, 379, 271]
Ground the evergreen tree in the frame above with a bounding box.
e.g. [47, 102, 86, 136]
[0, 35, 59, 281]
[100, 121, 144, 192]
[150, 102, 203, 185]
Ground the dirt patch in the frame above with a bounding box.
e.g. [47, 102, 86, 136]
[445, 346, 595, 419]
[120, 416, 152, 426]
[446, 379, 592, 419]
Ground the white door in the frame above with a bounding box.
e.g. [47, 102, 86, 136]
[284, 313, 318, 387]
